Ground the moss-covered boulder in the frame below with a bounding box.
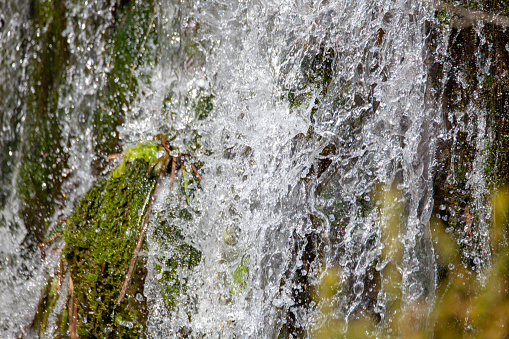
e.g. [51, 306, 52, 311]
[30, 141, 202, 338]
[63, 158, 156, 337]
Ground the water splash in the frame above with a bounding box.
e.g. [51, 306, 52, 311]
[0, 0, 500, 337]
[134, 0, 438, 336]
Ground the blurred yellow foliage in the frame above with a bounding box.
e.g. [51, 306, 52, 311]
[308, 185, 509, 338]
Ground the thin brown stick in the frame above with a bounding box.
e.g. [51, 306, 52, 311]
[170, 156, 177, 189]
[69, 275, 78, 339]
[117, 155, 169, 305]
[190, 163, 202, 181]
[38, 229, 65, 249]
[108, 153, 124, 161]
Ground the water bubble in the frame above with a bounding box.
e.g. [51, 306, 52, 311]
[353, 281, 364, 296]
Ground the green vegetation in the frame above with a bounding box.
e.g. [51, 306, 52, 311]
[92, 0, 157, 172]
[17, 0, 70, 246]
[16, 0, 157, 249]
[31, 139, 203, 337]
[112, 141, 159, 178]
[49, 158, 157, 338]
[230, 255, 249, 294]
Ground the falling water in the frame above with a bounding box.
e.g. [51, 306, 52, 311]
[0, 0, 502, 337]
[128, 0, 438, 336]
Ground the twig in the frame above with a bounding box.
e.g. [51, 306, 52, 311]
[161, 139, 178, 189]
[108, 153, 123, 161]
[181, 153, 202, 181]
[69, 275, 78, 339]
[38, 229, 65, 249]
[117, 155, 170, 305]
[190, 163, 202, 182]
[170, 156, 177, 189]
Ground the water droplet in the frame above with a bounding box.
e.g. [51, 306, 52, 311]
[353, 281, 364, 296]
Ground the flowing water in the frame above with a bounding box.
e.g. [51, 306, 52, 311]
[0, 0, 496, 337]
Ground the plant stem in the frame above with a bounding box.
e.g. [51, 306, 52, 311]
[117, 155, 170, 304]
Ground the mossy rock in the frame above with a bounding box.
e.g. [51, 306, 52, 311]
[31, 142, 202, 338]
[16, 0, 157, 252]
[63, 158, 157, 338]
[17, 0, 70, 247]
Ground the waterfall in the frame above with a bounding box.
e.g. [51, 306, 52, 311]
[135, 0, 437, 335]
[1, 0, 504, 337]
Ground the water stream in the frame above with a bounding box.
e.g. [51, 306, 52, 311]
[0, 0, 501, 337]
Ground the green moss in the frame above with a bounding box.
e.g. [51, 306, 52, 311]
[194, 93, 214, 121]
[230, 255, 249, 294]
[152, 175, 202, 310]
[92, 1, 157, 172]
[112, 141, 159, 178]
[16, 0, 70, 246]
[33, 139, 203, 336]
[15, 0, 158, 249]
[61, 158, 158, 337]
